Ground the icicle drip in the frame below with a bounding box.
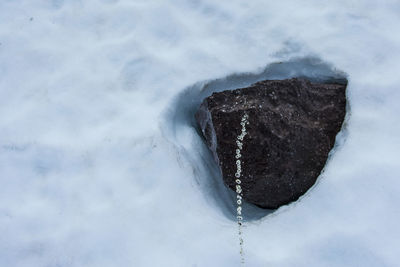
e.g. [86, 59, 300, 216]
[235, 113, 249, 266]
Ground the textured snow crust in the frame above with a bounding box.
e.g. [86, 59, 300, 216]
[1, 0, 400, 266]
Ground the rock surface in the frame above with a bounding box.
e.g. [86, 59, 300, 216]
[195, 78, 347, 209]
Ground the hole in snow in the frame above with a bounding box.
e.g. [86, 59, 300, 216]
[162, 56, 348, 221]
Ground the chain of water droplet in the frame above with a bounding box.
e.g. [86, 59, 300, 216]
[235, 113, 249, 266]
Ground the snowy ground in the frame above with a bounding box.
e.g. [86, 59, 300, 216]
[1, 0, 400, 266]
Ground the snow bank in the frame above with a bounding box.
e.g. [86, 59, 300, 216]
[0, 0, 399, 266]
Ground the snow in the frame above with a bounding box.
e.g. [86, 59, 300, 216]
[1, 0, 400, 266]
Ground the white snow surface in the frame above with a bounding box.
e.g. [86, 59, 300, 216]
[1, 0, 400, 266]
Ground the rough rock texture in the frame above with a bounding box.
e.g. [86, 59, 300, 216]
[195, 78, 347, 209]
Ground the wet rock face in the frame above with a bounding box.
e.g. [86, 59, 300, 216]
[195, 78, 347, 209]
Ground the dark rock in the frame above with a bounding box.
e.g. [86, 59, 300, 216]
[195, 78, 347, 209]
